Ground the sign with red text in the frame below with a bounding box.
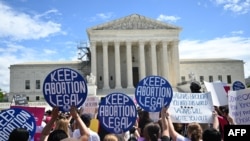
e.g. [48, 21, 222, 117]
[81, 96, 99, 114]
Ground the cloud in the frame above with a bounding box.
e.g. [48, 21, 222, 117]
[0, 42, 37, 92]
[179, 36, 250, 77]
[43, 49, 57, 55]
[231, 30, 244, 35]
[157, 14, 180, 22]
[89, 12, 115, 22]
[213, 0, 250, 14]
[0, 2, 63, 41]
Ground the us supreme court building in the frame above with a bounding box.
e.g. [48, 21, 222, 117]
[9, 14, 245, 101]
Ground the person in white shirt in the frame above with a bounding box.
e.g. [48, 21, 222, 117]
[73, 113, 100, 141]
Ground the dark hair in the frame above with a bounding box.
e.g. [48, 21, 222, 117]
[81, 113, 92, 127]
[8, 128, 29, 141]
[47, 129, 68, 141]
[143, 123, 161, 141]
[202, 128, 221, 141]
[190, 81, 201, 93]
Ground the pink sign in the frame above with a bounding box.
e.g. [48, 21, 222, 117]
[10, 106, 45, 126]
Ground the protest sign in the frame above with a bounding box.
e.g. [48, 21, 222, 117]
[228, 88, 250, 125]
[204, 81, 228, 106]
[89, 119, 99, 133]
[43, 68, 88, 112]
[232, 81, 245, 91]
[98, 92, 137, 134]
[13, 94, 28, 105]
[135, 75, 173, 112]
[81, 96, 99, 115]
[10, 106, 45, 126]
[169, 92, 213, 123]
[0, 108, 36, 141]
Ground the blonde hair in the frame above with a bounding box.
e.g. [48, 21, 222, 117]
[187, 122, 203, 141]
[55, 118, 70, 137]
[103, 134, 118, 141]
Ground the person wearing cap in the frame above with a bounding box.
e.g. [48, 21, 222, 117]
[73, 113, 100, 141]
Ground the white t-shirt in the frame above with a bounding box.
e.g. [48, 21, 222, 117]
[176, 134, 190, 141]
[73, 128, 100, 141]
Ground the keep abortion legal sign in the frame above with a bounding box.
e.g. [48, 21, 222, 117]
[232, 81, 246, 91]
[43, 68, 88, 112]
[98, 92, 137, 134]
[0, 108, 36, 141]
[135, 75, 173, 112]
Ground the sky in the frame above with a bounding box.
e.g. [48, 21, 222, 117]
[0, 0, 250, 92]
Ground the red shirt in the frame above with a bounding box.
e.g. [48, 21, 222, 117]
[218, 115, 229, 140]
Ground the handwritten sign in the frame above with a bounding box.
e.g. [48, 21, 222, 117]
[98, 92, 137, 134]
[135, 75, 173, 112]
[82, 96, 99, 114]
[0, 108, 36, 140]
[169, 92, 213, 123]
[43, 68, 88, 112]
[232, 81, 245, 91]
[228, 88, 250, 125]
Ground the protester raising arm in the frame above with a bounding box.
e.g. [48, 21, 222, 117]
[160, 107, 170, 141]
[69, 106, 90, 140]
[165, 108, 180, 141]
[40, 107, 59, 141]
[212, 110, 220, 131]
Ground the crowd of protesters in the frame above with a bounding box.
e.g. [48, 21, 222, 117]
[7, 81, 235, 141]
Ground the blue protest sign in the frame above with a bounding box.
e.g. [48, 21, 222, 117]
[135, 75, 173, 112]
[0, 108, 36, 140]
[98, 92, 137, 134]
[43, 68, 88, 112]
[232, 81, 245, 91]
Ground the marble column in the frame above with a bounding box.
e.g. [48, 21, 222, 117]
[139, 41, 146, 80]
[126, 41, 133, 88]
[150, 41, 157, 75]
[90, 41, 97, 82]
[172, 40, 180, 87]
[114, 41, 122, 88]
[102, 41, 109, 89]
[162, 41, 169, 80]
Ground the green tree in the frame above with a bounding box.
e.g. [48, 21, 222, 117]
[0, 88, 3, 102]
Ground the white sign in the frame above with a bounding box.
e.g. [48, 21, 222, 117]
[169, 92, 213, 123]
[228, 88, 250, 125]
[204, 81, 228, 106]
[82, 96, 99, 115]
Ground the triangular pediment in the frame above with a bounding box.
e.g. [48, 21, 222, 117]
[88, 14, 181, 30]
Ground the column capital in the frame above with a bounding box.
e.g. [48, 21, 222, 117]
[102, 40, 109, 46]
[172, 40, 180, 44]
[114, 40, 120, 46]
[161, 40, 171, 46]
[138, 40, 145, 46]
[90, 40, 97, 44]
[126, 41, 132, 45]
[150, 40, 157, 46]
